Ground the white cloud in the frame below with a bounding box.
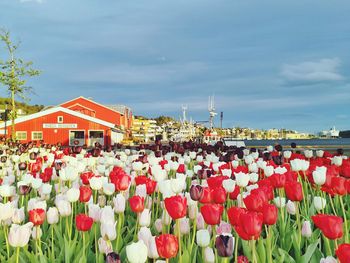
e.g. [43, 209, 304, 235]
[281, 58, 344, 82]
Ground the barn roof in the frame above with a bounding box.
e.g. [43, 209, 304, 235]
[0, 106, 115, 129]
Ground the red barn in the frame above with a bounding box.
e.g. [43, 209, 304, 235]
[60, 96, 133, 135]
[0, 106, 124, 146]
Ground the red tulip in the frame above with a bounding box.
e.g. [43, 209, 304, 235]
[129, 196, 145, 213]
[227, 206, 246, 226]
[212, 187, 227, 204]
[235, 211, 263, 240]
[284, 181, 303, 201]
[336, 243, 350, 263]
[79, 185, 92, 202]
[110, 171, 131, 192]
[200, 204, 223, 225]
[269, 173, 286, 188]
[164, 195, 187, 219]
[331, 177, 347, 196]
[145, 179, 157, 195]
[40, 167, 53, 183]
[243, 191, 266, 212]
[237, 255, 250, 263]
[29, 208, 46, 226]
[76, 214, 93, 231]
[199, 187, 213, 204]
[262, 203, 278, 225]
[312, 214, 343, 240]
[80, 171, 94, 185]
[155, 234, 179, 259]
[229, 185, 240, 200]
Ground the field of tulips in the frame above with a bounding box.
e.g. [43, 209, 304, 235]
[0, 141, 350, 263]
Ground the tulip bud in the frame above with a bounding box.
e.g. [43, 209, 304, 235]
[222, 179, 236, 193]
[19, 185, 32, 196]
[8, 222, 33, 247]
[188, 204, 198, 220]
[11, 208, 25, 224]
[138, 227, 152, 245]
[126, 240, 148, 263]
[139, 209, 151, 227]
[286, 200, 296, 215]
[47, 207, 59, 224]
[320, 256, 337, 263]
[98, 237, 113, 254]
[235, 172, 249, 187]
[316, 150, 324, 158]
[313, 196, 326, 211]
[88, 204, 101, 222]
[196, 214, 205, 230]
[204, 247, 215, 263]
[196, 229, 210, 247]
[161, 210, 172, 226]
[215, 234, 234, 257]
[105, 252, 121, 263]
[147, 236, 159, 259]
[312, 167, 327, 186]
[66, 188, 80, 203]
[113, 194, 126, 213]
[216, 221, 232, 235]
[32, 226, 42, 240]
[273, 197, 286, 208]
[190, 185, 204, 201]
[301, 220, 312, 238]
[332, 156, 343, 166]
[154, 218, 163, 233]
[179, 217, 190, 235]
[283, 151, 292, 159]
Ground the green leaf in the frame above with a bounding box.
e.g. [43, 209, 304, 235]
[257, 238, 266, 263]
[301, 239, 320, 263]
[278, 248, 296, 263]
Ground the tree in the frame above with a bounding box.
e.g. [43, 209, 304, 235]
[0, 29, 40, 140]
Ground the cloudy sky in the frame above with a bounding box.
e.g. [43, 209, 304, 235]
[0, 0, 349, 133]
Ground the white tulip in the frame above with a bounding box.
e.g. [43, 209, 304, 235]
[316, 150, 324, 158]
[113, 194, 126, 213]
[11, 207, 25, 224]
[196, 229, 210, 247]
[249, 173, 259, 183]
[304, 150, 313, 159]
[89, 177, 103, 190]
[101, 221, 117, 241]
[47, 207, 59, 224]
[222, 179, 236, 193]
[234, 172, 249, 187]
[332, 156, 342, 166]
[8, 222, 33, 247]
[264, 166, 274, 177]
[286, 200, 296, 215]
[274, 197, 286, 208]
[312, 167, 327, 186]
[139, 209, 151, 227]
[56, 200, 71, 217]
[283, 151, 292, 159]
[126, 240, 148, 263]
[313, 196, 326, 211]
[88, 204, 101, 222]
[66, 188, 80, 203]
[103, 182, 115, 196]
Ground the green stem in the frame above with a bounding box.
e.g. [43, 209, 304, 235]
[51, 225, 55, 259]
[251, 239, 257, 263]
[83, 231, 86, 261]
[95, 224, 98, 263]
[189, 209, 197, 253]
[177, 219, 182, 263]
[16, 247, 20, 263]
[133, 214, 139, 241]
[339, 196, 349, 243]
[3, 225, 10, 259]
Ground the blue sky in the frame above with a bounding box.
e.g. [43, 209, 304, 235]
[0, 0, 349, 133]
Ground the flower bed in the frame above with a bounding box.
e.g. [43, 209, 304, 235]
[0, 142, 349, 262]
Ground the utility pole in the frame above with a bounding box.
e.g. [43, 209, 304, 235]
[220, 111, 223, 129]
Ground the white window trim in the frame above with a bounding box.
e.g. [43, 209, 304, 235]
[57, 116, 63, 123]
[16, 131, 27, 140]
[88, 130, 104, 146]
[31, 131, 43, 140]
